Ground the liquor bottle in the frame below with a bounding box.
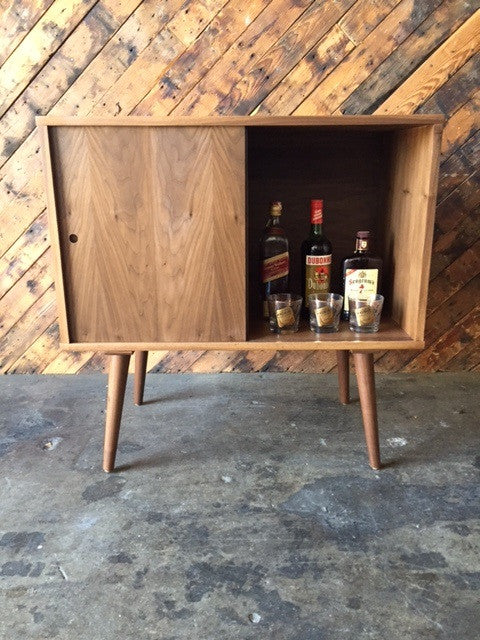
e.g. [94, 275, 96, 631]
[260, 201, 289, 318]
[301, 199, 332, 311]
[342, 231, 383, 319]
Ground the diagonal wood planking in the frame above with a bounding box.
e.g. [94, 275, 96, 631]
[0, 0, 478, 374]
[0, 1, 56, 67]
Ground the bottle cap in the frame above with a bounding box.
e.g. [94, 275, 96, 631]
[270, 201, 282, 216]
[356, 231, 371, 238]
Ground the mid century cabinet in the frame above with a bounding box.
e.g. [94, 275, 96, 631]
[37, 115, 443, 472]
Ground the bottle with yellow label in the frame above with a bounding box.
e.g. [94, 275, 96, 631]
[342, 230, 383, 319]
[301, 199, 332, 311]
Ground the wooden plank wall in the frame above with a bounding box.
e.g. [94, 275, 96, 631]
[0, 0, 479, 375]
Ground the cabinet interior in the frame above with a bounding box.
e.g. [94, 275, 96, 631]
[246, 124, 437, 343]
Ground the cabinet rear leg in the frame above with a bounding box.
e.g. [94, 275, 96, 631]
[103, 353, 131, 472]
[336, 350, 350, 405]
[134, 350, 148, 406]
[353, 352, 381, 470]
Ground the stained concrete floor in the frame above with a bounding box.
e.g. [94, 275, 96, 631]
[0, 372, 479, 640]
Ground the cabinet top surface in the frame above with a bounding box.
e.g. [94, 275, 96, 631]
[37, 114, 444, 128]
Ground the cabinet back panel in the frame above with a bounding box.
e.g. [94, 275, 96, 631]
[247, 127, 392, 326]
[48, 126, 246, 343]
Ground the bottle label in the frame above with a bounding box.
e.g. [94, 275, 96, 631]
[344, 268, 378, 311]
[276, 306, 295, 328]
[311, 201, 323, 225]
[315, 306, 334, 327]
[355, 305, 375, 326]
[356, 238, 369, 251]
[262, 251, 289, 283]
[305, 254, 331, 303]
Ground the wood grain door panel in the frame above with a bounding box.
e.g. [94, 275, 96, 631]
[49, 126, 246, 343]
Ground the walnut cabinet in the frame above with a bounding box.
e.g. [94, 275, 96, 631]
[38, 115, 443, 472]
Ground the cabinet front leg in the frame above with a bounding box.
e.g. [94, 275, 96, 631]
[353, 352, 381, 470]
[336, 350, 350, 405]
[103, 353, 131, 472]
[134, 350, 148, 406]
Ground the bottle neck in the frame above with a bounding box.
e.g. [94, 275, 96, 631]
[310, 200, 323, 234]
[355, 237, 370, 253]
[269, 214, 281, 227]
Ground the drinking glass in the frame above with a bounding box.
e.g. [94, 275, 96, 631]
[267, 294, 302, 334]
[348, 294, 384, 333]
[308, 293, 343, 333]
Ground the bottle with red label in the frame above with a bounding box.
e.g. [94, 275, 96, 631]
[301, 199, 332, 311]
[342, 230, 383, 319]
[260, 201, 289, 318]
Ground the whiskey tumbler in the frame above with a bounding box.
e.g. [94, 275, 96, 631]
[348, 294, 384, 333]
[267, 294, 302, 334]
[308, 293, 343, 333]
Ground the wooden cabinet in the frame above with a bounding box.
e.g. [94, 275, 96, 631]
[38, 115, 443, 472]
[39, 115, 442, 352]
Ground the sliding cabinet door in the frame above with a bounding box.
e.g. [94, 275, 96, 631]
[47, 125, 246, 343]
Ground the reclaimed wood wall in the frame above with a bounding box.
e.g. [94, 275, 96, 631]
[0, 0, 479, 375]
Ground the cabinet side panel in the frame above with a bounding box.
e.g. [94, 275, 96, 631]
[38, 125, 70, 343]
[385, 125, 442, 340]
[48, 125, 245, 343]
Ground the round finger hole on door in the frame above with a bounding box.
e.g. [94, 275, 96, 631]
[69, 234, 78, 243]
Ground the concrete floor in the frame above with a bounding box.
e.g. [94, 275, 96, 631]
[0, 372, 479, 640]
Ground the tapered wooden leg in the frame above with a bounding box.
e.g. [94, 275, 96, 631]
[103, 353, 131, 473]
[134, 350, 148, 406]
[336, 350, 350, 405]
[353, 352, 381, 470]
